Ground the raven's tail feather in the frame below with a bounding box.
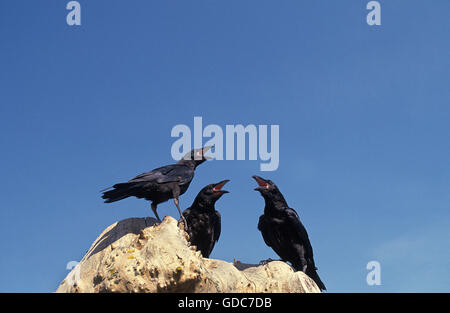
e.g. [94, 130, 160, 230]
[102, 183, 135, 203]
[306, 267, 326, 291]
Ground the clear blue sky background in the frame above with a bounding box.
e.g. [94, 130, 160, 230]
[1, 1, 449, 292]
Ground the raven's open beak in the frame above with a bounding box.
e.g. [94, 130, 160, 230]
[252, 175, 269, 191]
[212, 179, 230, 194]
[202, 145, 214, 160]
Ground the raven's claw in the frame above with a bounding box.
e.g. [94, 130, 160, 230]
[259, 258, 277, 265]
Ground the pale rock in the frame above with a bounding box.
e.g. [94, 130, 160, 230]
[57, 216, 320, 293]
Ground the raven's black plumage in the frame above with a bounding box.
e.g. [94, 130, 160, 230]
[252, 176, 326, 291]
[181, 180, 229, 258]
[101, 146, 212, 225]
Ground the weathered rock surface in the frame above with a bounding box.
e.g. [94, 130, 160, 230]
[57, 216, 320, 293]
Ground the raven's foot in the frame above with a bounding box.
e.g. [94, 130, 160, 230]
[178, 219, 189, 232]
[259, 258, 283, 266]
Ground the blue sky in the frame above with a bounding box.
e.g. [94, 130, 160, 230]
[1, 1, 449, 292]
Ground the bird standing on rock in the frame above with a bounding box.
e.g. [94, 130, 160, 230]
[181, 180, 229, 258]
[101, 146, 213, 227]
[252, 175, 326, 291]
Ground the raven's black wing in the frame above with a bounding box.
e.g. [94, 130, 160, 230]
[102, 164, 194, 203]
[257, 215, 273, 247]
[205, 211, 221, 258]
[213, 211, 221, 243]
[258, 215, 284, 254]
[128, 164, 194, 185]
[284, 208, 315, 267]
[285, 208, 326, 290]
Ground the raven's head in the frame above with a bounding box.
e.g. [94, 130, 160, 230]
[181, 146, 213, 167]
[194, 180, 230, 208]
[252, 175, 286, 203]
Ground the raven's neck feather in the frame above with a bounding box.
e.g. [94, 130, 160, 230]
[192, 197, 215, 211]
[263, 193, 288, 214]
[177, 159, 197, 169]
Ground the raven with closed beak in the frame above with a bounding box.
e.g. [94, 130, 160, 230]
[101, 146, 212, 226]
[181, 180, 229, 258]
[252, 175, 326, 291]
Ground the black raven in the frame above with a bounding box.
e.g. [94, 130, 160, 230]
[252, 175, 326, 291]
[181, 180, 229, 258]
[101, 146, 212, 226]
